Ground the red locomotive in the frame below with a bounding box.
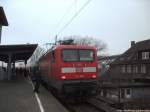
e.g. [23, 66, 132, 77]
[38, 44, 98, 96]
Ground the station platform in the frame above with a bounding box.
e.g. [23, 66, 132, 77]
[0, 75, 69, 112]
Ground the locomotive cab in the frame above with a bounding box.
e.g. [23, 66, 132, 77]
[58, 45, 98, 96]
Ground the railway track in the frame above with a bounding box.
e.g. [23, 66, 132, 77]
[62, 96, 117, 112]
[65, 102, 104, 112]
[87, 97, 116, 112]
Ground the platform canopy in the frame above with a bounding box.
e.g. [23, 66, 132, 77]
[0, 44, 38, 62]
[0, 7, 8, 26]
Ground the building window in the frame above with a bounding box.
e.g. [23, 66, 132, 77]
[141, 64, 146, 73]
[133, 65, 138, 73]
[134, 53, 138, 60]
[120, 89, 125, 99]
[142, 51, 149, 60]
[121, 65, 126, 73]
[120, 88, 132, 99]
[125, 88, 131, 98]
[127, 65, 131, 73]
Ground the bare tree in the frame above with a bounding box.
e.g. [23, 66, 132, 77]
[61, 35, 107, 55]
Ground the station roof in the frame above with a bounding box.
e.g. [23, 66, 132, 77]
[0, 44, 38, 62]
[0, 7, 8, 26]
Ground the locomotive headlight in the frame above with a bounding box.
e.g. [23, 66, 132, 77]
[61, 75, 66, 80]
[92, 74, 97, 78]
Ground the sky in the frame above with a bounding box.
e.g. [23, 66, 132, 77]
[0, 0, 150, 55]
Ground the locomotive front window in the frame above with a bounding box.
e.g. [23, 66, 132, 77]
[79, 50, 94, 61]
[62, 50, 78, 61]
[62, 49, 94, 62]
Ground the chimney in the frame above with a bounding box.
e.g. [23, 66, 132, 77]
[131, 41, 135, 47]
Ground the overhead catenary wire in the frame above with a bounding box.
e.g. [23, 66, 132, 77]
[57, 0, 93, 36]
[55, 0, 77, 31]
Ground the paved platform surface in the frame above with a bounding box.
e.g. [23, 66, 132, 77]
[0, 75, 68, 112]
[37, 83, 68, 112]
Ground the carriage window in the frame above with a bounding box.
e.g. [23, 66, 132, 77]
[79, 50, 94, 61]
[62, 50, 78, 61]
